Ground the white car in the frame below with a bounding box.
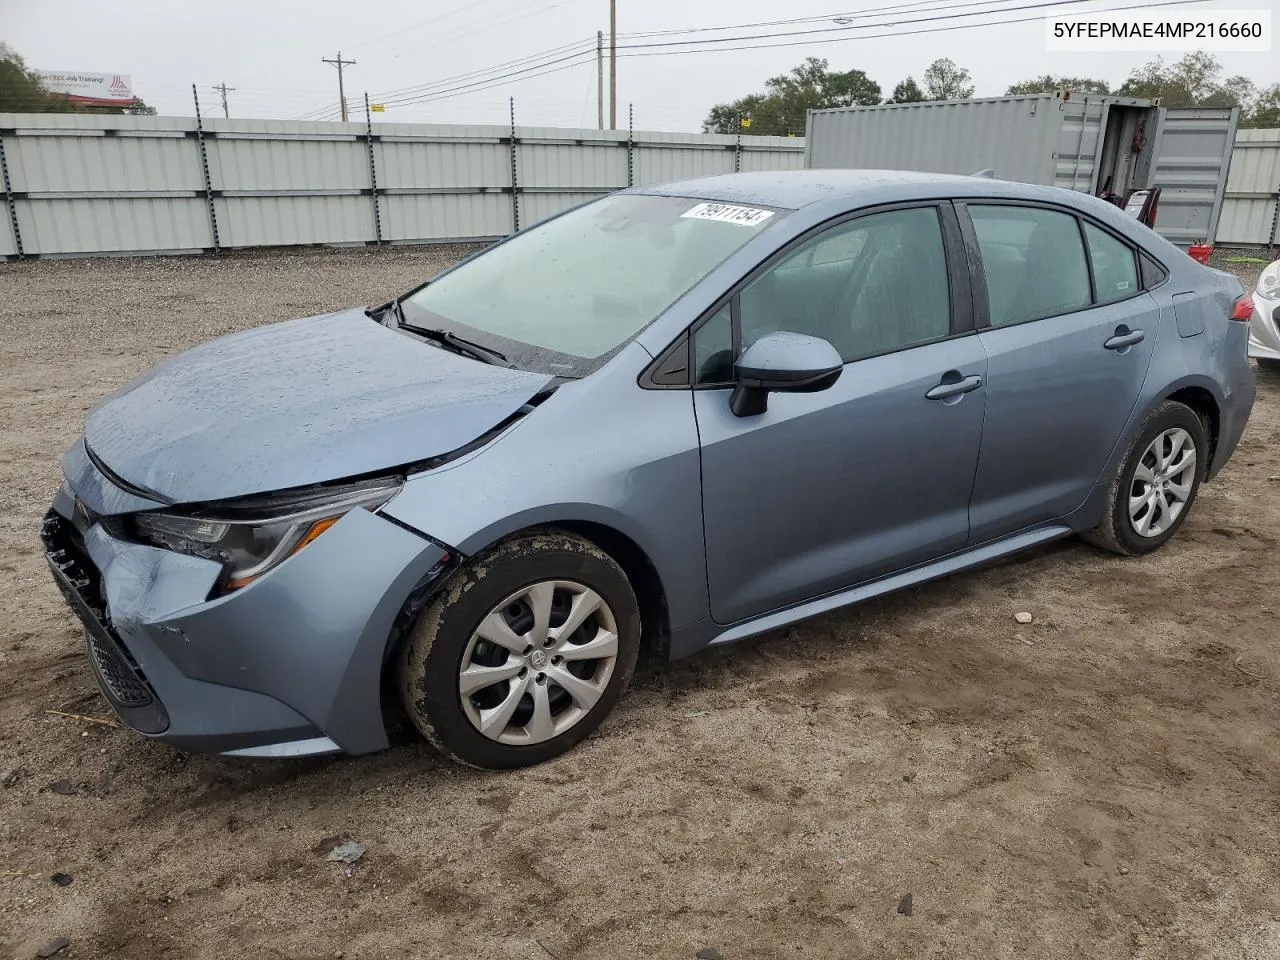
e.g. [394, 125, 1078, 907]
[1248, 258, 1280, 369]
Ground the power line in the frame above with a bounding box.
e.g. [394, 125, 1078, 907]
[350, 0, 585, 64]
[342, 0, 511, 55]
[608, 0, 1215, 56]
[379, 56, 597, 110]
[614, 0, 1041, 38]
[279, 0, 1223, 121]
[368, 37, 594, 102]
[610, 0, 1181, 51]
[321, 51, 356, 122]
[374, 47, 598, 109]
[367, 0, 1215, 114]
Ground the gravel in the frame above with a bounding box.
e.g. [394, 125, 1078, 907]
[1, 247, 1278, 959]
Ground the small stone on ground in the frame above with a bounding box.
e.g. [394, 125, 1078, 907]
[325, 842, 366, 864]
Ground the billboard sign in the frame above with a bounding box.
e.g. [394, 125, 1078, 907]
[36, 71, 137, 107]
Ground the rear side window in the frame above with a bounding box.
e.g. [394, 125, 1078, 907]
[969, 205, 1092, 327]
[1082, 222, 1139, 304]
[1140, 252, 1169, 289]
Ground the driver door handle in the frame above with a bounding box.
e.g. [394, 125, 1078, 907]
[925, 374, 983, 401]
[1104, 328, 1145, 350]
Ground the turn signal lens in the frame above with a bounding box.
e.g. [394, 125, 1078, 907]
[225, 516, 342, 591]
[1230, 295, 1255, 322]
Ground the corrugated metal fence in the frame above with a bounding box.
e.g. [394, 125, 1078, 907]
[1, 113, 1274, 258]
[0, 113, 805, 259]
[1218, 127, 1280, 248]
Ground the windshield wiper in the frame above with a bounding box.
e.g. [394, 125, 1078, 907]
[380, 297, 514, 368]
[403, 324, 514, 369]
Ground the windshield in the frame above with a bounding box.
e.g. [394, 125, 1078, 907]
[401, 193, 778, 376]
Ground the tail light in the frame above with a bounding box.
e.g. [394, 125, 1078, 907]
[1230, 294, 1255, 322]
[1188, 244, 1213, 265]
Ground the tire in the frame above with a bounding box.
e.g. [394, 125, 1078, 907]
[397, 530, 641, 769]
[1083, 400, 1208, 556]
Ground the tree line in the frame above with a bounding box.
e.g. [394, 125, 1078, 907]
[704, 52, 1280, 136]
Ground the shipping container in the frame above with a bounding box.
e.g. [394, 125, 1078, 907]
[805, 94, 1239, 247]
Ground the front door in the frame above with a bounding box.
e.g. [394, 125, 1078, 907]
[961, 202, 1158, 542]
[693, 204, 988, 625]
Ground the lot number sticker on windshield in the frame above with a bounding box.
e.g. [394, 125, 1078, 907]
[681, 202, 774, 227]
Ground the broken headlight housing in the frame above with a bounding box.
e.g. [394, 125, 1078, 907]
[130, 478, 402, 591]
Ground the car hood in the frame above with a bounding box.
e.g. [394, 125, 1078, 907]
[83, 308, 552, 504]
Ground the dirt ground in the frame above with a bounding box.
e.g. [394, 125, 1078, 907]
[1, 246, 1278, 960]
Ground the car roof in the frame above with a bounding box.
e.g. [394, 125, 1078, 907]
[630, 168, 1186, 262]
[633, 169, 992, 210]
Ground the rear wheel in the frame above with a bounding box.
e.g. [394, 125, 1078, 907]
[397, 531, 640, 769]
[1083, 401, 1207, 556]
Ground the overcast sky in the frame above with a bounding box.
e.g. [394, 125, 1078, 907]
[4, 0, 1278, 130]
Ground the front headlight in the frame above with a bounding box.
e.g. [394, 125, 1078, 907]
[131, 478, 402, 591]
[1258, 261, 1280, 301]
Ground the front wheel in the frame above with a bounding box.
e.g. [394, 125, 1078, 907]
[397, 531, 641, 769]
[1083, 400, 1207, 556]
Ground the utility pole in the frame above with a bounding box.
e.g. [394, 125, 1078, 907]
[322, 51, 356, 122]
[212, 82, 235, 118]
[596, 31, 604, 130]
[609, 0, 617, 130]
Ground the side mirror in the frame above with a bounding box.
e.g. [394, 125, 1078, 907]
[730, 331, 843, 417]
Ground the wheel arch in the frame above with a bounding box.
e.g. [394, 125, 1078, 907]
[1104, 375, 1225, 484]
[1162, 383, 1221, 477]
[451, 508, 677, 661]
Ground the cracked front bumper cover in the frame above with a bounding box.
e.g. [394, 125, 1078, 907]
[43, 473, 451, 756]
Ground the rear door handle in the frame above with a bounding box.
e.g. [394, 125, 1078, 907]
[925, 374, 983, 401]
[1104, 329, 1145, 350]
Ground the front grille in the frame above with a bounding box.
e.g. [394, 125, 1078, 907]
[42, 511, 157, 708]
[42, 511, 105, 613]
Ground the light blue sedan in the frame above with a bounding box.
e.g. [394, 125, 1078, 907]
[44, 170, 1256, 768]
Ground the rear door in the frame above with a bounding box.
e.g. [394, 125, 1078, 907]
[960, 201, 1159, 542]
[1147, 106, 1240, 246]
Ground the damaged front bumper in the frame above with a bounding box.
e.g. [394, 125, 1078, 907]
[43, 447, 452, 758]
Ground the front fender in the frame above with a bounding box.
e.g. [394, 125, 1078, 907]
[381, 354, 710, 634]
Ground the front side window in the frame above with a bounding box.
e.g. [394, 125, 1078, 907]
[737, 206, 951, 363]
[403, 194, 777, 377]
[969, 205, 1092, 327]
[1082, 222, 1139, 305]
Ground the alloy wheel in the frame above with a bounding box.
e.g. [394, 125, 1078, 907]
[1128, 427, 1197, 538]
[458, 580, 619, 745]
